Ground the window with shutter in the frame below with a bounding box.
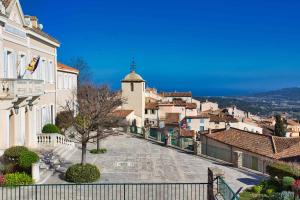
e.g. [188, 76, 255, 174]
[19, 54, 26, 79]
[3, 50, 8, 78]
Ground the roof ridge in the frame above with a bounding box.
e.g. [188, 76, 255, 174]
[271, 136, 277, 154]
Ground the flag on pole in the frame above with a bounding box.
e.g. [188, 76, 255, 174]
[26, 56, 40, 74]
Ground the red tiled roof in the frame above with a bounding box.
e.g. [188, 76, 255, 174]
[209, 114, 237, 123]
[274, 142, 300, 160]
[272, 137, 300, 153]
[25, 27, 60, 45]
[145, 102, 159, 110]
[186, 114, 210, 119]
[163, 99, 197, 110]
[204, 128, 275, 158]
[204, 128, 300, 159]
[186, 103, 197, 109]
[161, 92, 192, 97]
[180, 129, 196, 137]
[57, 63, 79, 73]
[111, 110, 133, 118]
[287, 120, 299, 126]
[165, 113, 180, 125]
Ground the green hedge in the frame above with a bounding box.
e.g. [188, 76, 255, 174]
[4, 146, 29, 161]
[42, 124, 60, 134]
[65, 164, 100, 183]
[90, 148, 107, 154]
[4, 172, 33, 186]
[18, 151, 39, 170]
[267, 162, 300, 179]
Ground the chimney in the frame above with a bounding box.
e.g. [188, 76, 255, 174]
[208, 128, 212, 134]
[226, 123, 231, 131]
[30, 16, 39, 29]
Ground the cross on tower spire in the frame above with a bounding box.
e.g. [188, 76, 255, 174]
[130, 57, 136, 72]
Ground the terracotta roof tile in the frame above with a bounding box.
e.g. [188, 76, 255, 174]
[186, 114, 210, 119]
[180, 129, 196, 137]
[162, 92, 192, 97]
[274, 142, 300, 159]
[57, 63, 79, 73]
[209, 114, 237, 123]
[111, 110, 133, 118]
[145, 102, 159, 110]
[287, 120, 299, 126]
[186, 103, 197, 109]
[25, 27, 60, 44]
[165, 113, 180, 125]
[205, 128, 275, 158]
[204, 128, 300, 159]
[272, 137, 300, 153]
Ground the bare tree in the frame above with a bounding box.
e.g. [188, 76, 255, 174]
[70, 57, 91, 84]
[64, 84, 123, 165]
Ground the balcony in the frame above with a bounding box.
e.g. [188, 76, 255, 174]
[0, 78, 44, 99]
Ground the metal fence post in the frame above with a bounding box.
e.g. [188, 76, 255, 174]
[35, 185, 38, 200]
[123, 184, 126, 200]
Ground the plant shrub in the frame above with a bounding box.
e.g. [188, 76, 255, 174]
[0, 175, 5, 186]
[292, 180, 300, 196]
[55, 111, 72, 133]
[4, 146, 28, 161]
[0, 163, 5, 174]
[18, 150, 39, 170]
[90, 148, 107, 154]
[279, 191, 295, 200]
[4, 163, 18, 174]
[42, 124, 60, 134]
[282, 177, 295, 190]
[239, 191, 265, 200]
[266, 188, 275, 196]
[4, 172, 33, 186]
[65, 164, 100, 183]
[267, 162, 300, 179]
[252, 185, 263, 194]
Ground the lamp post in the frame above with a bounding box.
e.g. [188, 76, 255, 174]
[28, 102, 33, 111]
[14, 105, 19, 115]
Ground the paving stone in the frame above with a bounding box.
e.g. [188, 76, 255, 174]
[43, 134, 266, 191]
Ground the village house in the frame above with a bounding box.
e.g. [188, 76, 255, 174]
[200, 100, 219, 112]
[56, 63, 79, 112]
[0, 0, 78, 153]
[161, 92, 193, 103]
[226, 105, 250, 120]
[286, 119, 300, 137]
[229, 120, 263, 134]
[120, 68, 199, 129]
[200, 127, 300, 173]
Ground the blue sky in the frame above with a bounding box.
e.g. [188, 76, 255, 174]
[22, 0, 300, 96]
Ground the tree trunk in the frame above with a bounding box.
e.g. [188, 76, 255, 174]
[81, 142, 87, 165]
[97, 136, 100, 151]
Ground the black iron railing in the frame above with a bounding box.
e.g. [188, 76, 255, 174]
[217, 177, 240, 200]
[0, 182, 209, 200]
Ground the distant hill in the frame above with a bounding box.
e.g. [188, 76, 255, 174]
[253, 87, 300, 101]
[195, 87, 300, 119]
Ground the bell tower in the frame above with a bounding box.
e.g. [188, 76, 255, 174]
[121, 59, 145, 127]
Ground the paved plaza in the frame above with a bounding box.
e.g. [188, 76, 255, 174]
[44, 133, 266, 191]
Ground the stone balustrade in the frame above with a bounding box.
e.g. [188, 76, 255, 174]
[0, 78, 44, 99]
[37, 133, 75, 147]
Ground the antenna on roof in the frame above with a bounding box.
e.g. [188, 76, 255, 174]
[130, 57, 136, 72]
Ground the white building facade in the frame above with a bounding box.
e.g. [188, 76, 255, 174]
[0, 0, 78, 152]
